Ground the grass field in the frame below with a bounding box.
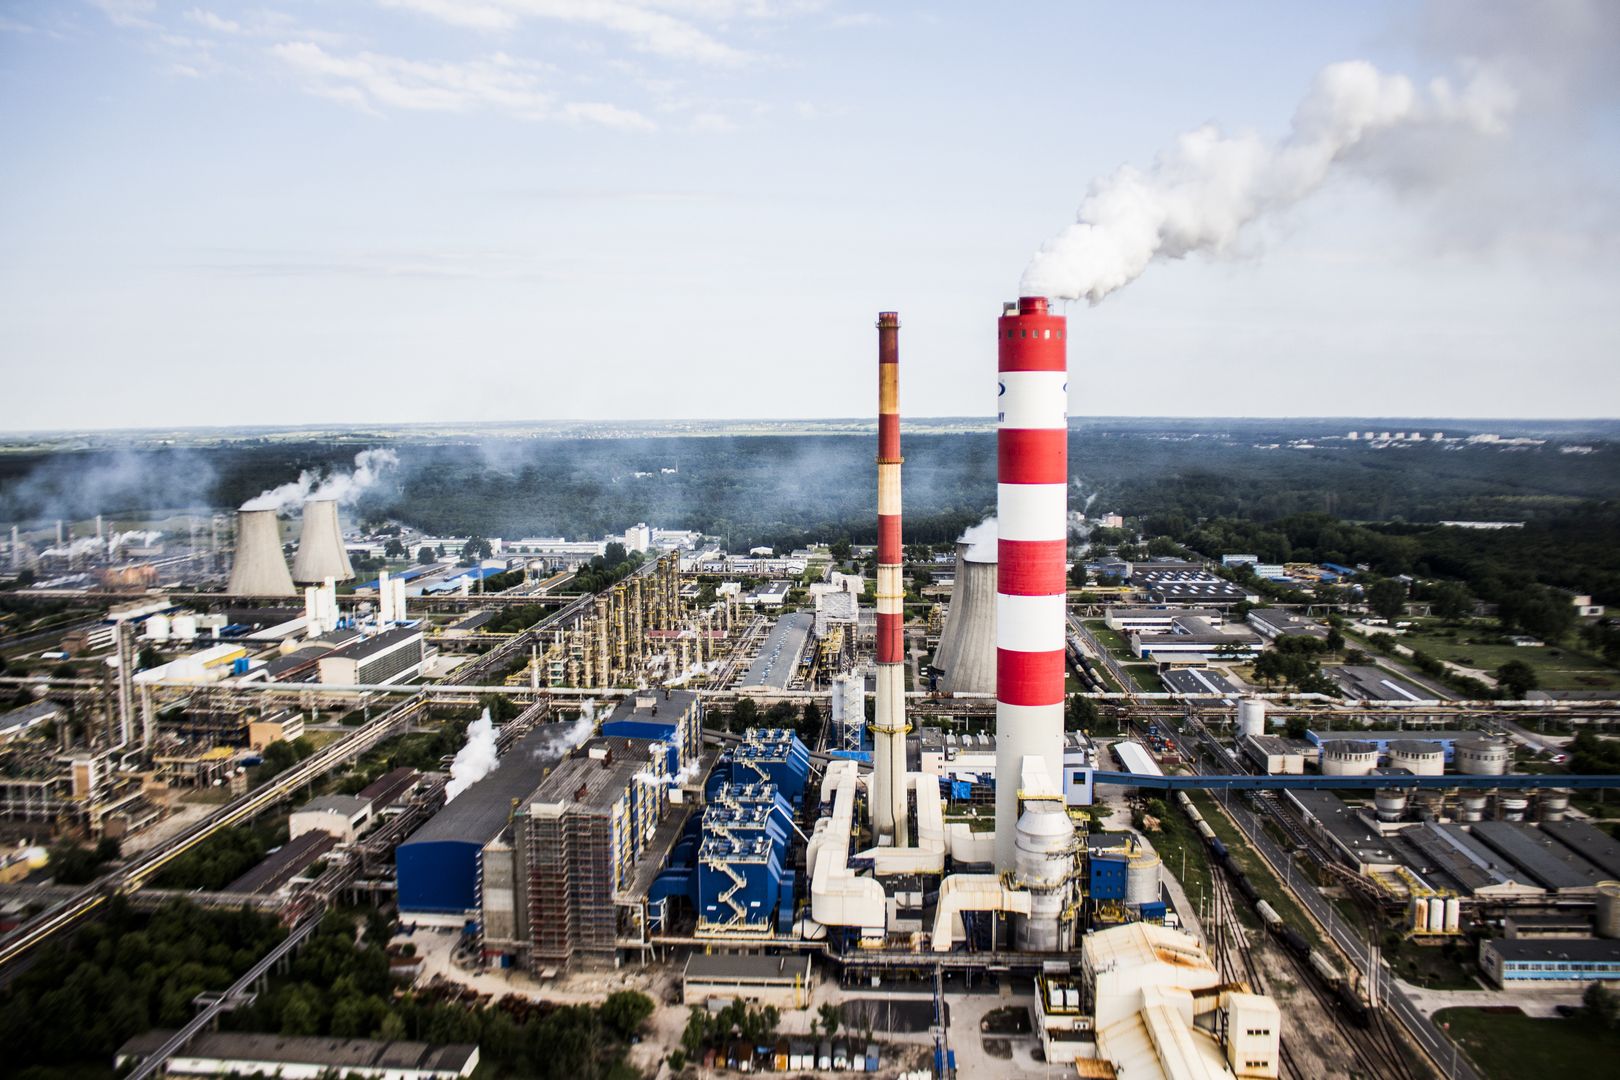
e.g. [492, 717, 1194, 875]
[1434, 1007, 1620, 1080]
[1124, 664, 1167, 692]
[1083, 619, 1132, 657]
[1401, 621, 1619, 692]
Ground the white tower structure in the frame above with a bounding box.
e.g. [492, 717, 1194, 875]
[227, 508, 297, 596]
[934, 540, 997, 695]
[292, 498, 355, 584]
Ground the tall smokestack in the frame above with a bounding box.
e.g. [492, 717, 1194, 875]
[871, 310, 909, 845]
[291, 498, 355, 584]
[994, 296, 1069, 872]
[228, 508, 297, 596]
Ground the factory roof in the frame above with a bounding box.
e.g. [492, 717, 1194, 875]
[1244, 735, 1299, 757]
[740, 612, 813, 689]
[263, 646, 333, 679]
[1539, 818, 1620, 879]
[1469, 821, 1609, 892]
[1311, 728, 1475, 743]
[305, 628, 364, 649]
[606, 688, 698, 725]
[1327, 667, 1435, 702]
[1131, 617, 1262, 647]
[1107, 607, 1223, 621]
[333, 625, 424, 661]
[528, 736, 658, 812]
[0, 699, 61, 734]
[226, 830, 337, 895]
[449, 610, 496, 632]
[1286, 790, 1399, 866]
[1246, 608, 1329, 638]
[684, 952, 814, 984]
[1111, 740, 1164, 778]
[400, 727, 563, 849]
[295, 794, 371, 819]
[358, 766, 418, 808]
[1485, 938, 1620, 964]
[1388, 740, 1445, 755]
[1394, 824, 1515, 895]
[1428, 823, 1545, 888]
[118, 1031, 477, 1075]
[1158, 668, 1239, 695]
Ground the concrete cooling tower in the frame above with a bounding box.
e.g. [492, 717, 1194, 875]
[934, 541, 997, 695]
[227, 509, 296, 596]
[291, 498, 355, 584]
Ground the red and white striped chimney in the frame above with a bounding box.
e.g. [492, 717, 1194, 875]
[872, 311, 909, 844]
[993, 296, 1068, 871]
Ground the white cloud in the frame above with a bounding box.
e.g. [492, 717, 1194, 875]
[270, 41, 653, 128]
[377, 0, 764, 65]
[89, 0, 157, 28]
[184, 8, 242, 34]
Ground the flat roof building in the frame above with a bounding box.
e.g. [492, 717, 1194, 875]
[290, 794, 373, 843]
[683, 953, 814, 1009]
[117, 1031, 478, 1079]
[1479, 938, 1620, 987]
[1468, 821, 1610, 895]
[1286, 790, 1401, 873]
[1246, 608, 1329, 641]
[319, 626, 425, 686]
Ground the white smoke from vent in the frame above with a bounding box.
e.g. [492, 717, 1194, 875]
[444, 708, 500, 801]
[1020, 60, 1515, 304]
[530, 699, 599, 760]
[959, 517, 997, 563]
[240, 449, 400, 513]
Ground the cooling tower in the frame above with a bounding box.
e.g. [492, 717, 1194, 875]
[227, 509, 297, 596]
[291, 498, 355, 584]
[934, 541, 997, 695]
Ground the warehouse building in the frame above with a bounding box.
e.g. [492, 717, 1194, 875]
[1467, 821, 1610, 896]
[1479, 938, 1620, 986]
[1287, 790, 1401, 874]
[290, 794, 373, 843]
[600, 689, 702, 775]
[396, 726, 565, 925]
[319, 626, 426, 686]
[1242, 735, 1305, 775]
[1104, 607, 1223, 634]
[1246, 608, 1329, 641]
[682, 953, 814, 1009]
[117, 1031, 478, 1079]
[1128, 616, 1263, 661]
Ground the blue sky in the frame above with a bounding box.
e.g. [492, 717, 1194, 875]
[1, 1, 1616, 429]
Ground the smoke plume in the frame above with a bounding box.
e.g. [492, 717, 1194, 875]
[1020, 60, 1515, 304]
[444, 708, 500, 801]
[241, 448, 400, 512]
[530, 700, 599, 760]
[959, 516, 997, 563]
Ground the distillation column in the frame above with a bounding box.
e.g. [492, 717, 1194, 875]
[871, 311, 909, 845]
[993, 296, 1069, 872]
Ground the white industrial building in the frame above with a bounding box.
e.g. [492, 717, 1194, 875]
[318, 627, 426, 686]
[116, 1032, 478, 1079]
[290, 794, 373, 843]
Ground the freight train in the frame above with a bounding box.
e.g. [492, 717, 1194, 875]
[1065, 635, 1107, 692]
[1176, 792, 1371, 1027]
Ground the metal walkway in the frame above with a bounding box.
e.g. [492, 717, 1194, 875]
[1092, 770, 1620, 791]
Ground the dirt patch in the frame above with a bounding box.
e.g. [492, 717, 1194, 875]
[980, 1005, 1031, 1035]
[981, 1037, 1014, 1060]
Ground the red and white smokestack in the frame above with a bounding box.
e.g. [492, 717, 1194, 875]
[993, 296, 1068, 872]
[872, 310, 909, 845]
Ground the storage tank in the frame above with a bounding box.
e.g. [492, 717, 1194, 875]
[1012, 800, 1076, 951]
[1411, 897, 1428, 931]
[933, 541, 996, 695]
[1460, 793, 1489, 822]
[1596, 882, 1620, 939]
[1426, 897, 1445, 933]
[143, 614, 171, 642]
[1456, 737, 1510, 776]
[1498, 794, 1530, 821]
[1443, 896, 1461, 933]
[1374, 789, 1409, 824]
[1322, 741, 1379, 776]
[1237, 700, 1267, 739]
[1126, 850, 1162, 907]
[1388, 740, 1445, 776]
[171, 614, 198, 641]
[1537, 790, 1571, 823]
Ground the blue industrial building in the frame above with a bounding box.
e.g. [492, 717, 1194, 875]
[395, 726, 564, 922]
[724, 728, 812, 803]
[1480, 937, 1620, 986]
[601, 689, 701, 775]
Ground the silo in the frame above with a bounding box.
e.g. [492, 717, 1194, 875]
[1596, 882, 1620, 939]
[1498, 794, 1530, 821]
[1237, 700, 1267, 739]
[1012, 800, 1076, 951]
[1388, 740, 1445, 776]
[1537, 790, 1571, 823]
[1460, 793, 1489, 822]
[143, 614, 171, 642]
[1411, 897, 1428, 931]
[1443, 896, 1461, 933]
[1126, 850, 1162, 907]
[1456, 738, 1509, 776]
[1322, 741, 1379, 776]
[291, 498, 355, 584]
[1374, 789, 1409, 824]
[1426, 898, 1444, 933]
[227, 508, 297, 596]
[172, 614, 198, 641]
[933, 541, 996, 695]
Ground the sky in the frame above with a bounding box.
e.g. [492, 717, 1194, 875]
[0, 0, 1617, 429]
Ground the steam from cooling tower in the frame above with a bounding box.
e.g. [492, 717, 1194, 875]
[1020, 60, 1514, 304]
[241, 448, 399, 513]
[530, 700, 599, 760]
[445, 708, 500, 801]
[959, 517, 997, 563]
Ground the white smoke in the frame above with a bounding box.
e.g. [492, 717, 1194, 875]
[110, 530, 162, 553]
[671, 758, 701, 786]
[1020, 59, 1515, 304]
[959, 517, 997, 563]
[444, 708, 501, 801]
[240, 448, 400, 513]
[529, 699, 598, 760]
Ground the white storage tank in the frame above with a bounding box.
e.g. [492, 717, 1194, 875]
[1322, 740, 1379, 776]
[1237, 700, 1267, 739]
[1126, 850, 1162, 907]
[1443, 896, 1461, 933]
[1597, 882, 1620, 940]
[143, 614, 171, 641]
[1460, 793, 1489, 822]
[1411, 897, 1429, 931]
[1426, 897, 1445, 933]
[1374, 789, 1409, 823]
[1456, 737, 1509, 776]
[1537, 790, 1571, 823]
[1498, 794, 1530, 821]
[171, 613, 198, 641]
[1388, 740, 1445, 776]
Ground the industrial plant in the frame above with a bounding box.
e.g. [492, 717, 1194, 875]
[1, 298, 1618, 1080]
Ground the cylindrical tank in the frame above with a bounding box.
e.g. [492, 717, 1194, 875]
[1460, 793, 1489, 822]
[1126, 850, 1162, 907]
[1411, 897, 1429, 931]
[172, 614, 198, 641]
[1426, 897, 1445, 933]
[1537, 790, 1571, 823]
[1456, 737, 1510, 776]
[1388, 740, 1445, 777]
[1596, 882, 1620, 939]
[1237, 700, 1267, 739]
[143, 614, 171, 641]
[1375, 789, 1409, 823]
[1498, 794, 1530, 821]
[1012, 801, 1076, 951]
[1322, 741, 1379, 776]
[1443, 896, 1461, 933]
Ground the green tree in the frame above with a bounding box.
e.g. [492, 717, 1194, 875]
[1584, 982, 1619, 1029]
[1495, 659, 1539, 699]
[1069, 562, 1088, 588]
[1366, 578, 1408, 622]
[600, 991, 654, 1039]
[384, 538, 406, 558]
[817, 1002, 841, 1038]
[1428, 580, 1474, 620]
[417, 546, 435, 565]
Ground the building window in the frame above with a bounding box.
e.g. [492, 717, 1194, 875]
[1043, 329, 1050, 338]
[1020, 329, 1027, 338]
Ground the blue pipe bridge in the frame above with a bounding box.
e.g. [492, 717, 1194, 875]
[1090, 771, 1620, 791]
